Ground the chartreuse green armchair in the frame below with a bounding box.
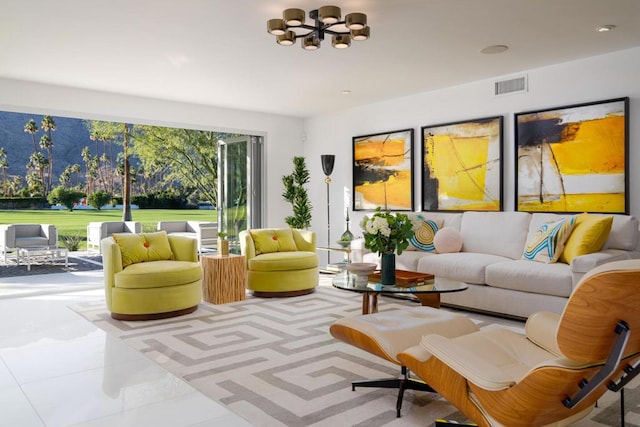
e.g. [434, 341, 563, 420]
[240, 228, 318, 297]
[102, 231, 202, 320]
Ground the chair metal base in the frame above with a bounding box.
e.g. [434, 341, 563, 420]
[352, 366, 435, 417]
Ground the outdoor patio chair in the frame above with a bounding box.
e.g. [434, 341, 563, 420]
[157, 220, 218, 253]
[0, 223, 58, 263]
[86, 221, 142, 254]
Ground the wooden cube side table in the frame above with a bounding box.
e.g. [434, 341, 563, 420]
[200, 254, 246, 304]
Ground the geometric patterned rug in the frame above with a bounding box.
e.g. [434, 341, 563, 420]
[69, 276, 636, 426]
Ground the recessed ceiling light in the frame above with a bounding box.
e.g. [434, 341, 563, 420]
[481, 45, 509, 55]
[597, 25, 616, 32]
[340, 89, 351, 95]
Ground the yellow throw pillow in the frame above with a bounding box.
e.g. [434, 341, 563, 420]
[113, 233, 147, 267]
[250, 229, 280, 255]
[250, 229, 299, 254]
[274, 229, 298, 252]
[559, 214, 613, 264]
[523, 216, 577, 263]
[144, 231, 174, 261]
[113, 231, 174, 267]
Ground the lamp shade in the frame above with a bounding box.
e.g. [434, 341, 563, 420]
[276, 31, 296, 46]
[302, 36, 321, 50]
[351, 27, 370, 41]
[283, 8, 305, 26]
[321, 155, 335, 176]
[332, 34, 351, 49]
[345, 13, 366, 30]
[318, 5, 341, 24]
[267, 19, 286, 35]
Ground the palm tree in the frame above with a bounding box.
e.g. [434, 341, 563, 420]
[23, 119, 39, 153]
[41, 115, 56, 193]
[27, 151, 48, 189]
[0, 148, 8, 196]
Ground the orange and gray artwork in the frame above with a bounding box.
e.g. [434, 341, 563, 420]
[353, 129, 414, 211]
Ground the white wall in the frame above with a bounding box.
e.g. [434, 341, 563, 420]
[304, 47, 640, 251]
[0, 78, 305, 227]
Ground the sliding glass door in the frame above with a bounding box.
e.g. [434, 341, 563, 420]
[217, 135, 262, 247]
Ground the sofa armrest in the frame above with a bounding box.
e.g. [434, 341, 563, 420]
[168, 235, 198, 262]
[42, 224, 58, 247]
[0, 225, 15, 249]
[570, 249, 632, 274]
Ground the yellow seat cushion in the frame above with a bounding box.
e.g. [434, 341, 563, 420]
[248, 251, 318, 272]
[559, 214, 614, 264]
[115, 260, 202, 289]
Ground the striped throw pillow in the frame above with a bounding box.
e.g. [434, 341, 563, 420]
[523, 216, 577, 263]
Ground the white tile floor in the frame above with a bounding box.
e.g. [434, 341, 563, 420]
[0, 269, 253, 427]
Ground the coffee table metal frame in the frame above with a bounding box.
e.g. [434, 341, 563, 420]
[17, 246, 69, 271]
[332, 272, 468, 314]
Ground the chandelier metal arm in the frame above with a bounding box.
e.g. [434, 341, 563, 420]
[293, 22, 349, 40]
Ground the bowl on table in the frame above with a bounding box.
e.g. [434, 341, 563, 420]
[347, 262, 377, 285]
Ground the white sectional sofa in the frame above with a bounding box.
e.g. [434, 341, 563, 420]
[356, 211, 640, 319]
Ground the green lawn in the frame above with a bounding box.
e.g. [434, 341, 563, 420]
[0, 209, 218, 250]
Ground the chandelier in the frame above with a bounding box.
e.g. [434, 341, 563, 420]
[267, 6, 370, 50]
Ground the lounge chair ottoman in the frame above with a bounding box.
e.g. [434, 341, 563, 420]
[330, 307, 478, 417]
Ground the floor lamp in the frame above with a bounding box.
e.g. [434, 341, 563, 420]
[321, 155, 335, 266]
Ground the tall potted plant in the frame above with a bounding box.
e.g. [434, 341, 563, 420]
[282, 157, 312, 229]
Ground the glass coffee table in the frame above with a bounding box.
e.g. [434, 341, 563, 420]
[332, 272, 467, 314]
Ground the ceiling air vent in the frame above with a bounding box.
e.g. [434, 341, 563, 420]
[494, 75, 527, 96]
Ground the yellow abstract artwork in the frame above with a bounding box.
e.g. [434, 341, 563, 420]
[422, 117, 502, 211]
[516, 98, 628, 213]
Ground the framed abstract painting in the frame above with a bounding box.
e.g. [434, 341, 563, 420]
[352, 128, 414, 211]
[421, 116, 503, 211]
[515, 97, 629, 213]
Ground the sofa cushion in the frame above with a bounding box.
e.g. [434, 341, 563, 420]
[417, 252, 511, 284]
[15, 236, 49, 247]
[486, 260, 573, 298]
[523, 216, 576, 263]
[604, 214, 639, 251]
[115, 260, 202, 289]
[408, 216, 442, 251]
[434, 227, 463, 253]
[559, 214, 613, 264]
[460, 212, 531, 259]
[250, 228, 297, 254]
[249, 251, 318, 272]
[113, 231, 174, 267]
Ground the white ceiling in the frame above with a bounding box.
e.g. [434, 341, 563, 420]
[2, 0, 640, 118]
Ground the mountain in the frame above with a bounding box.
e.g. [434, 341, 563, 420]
[0, 111, 121, 181]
